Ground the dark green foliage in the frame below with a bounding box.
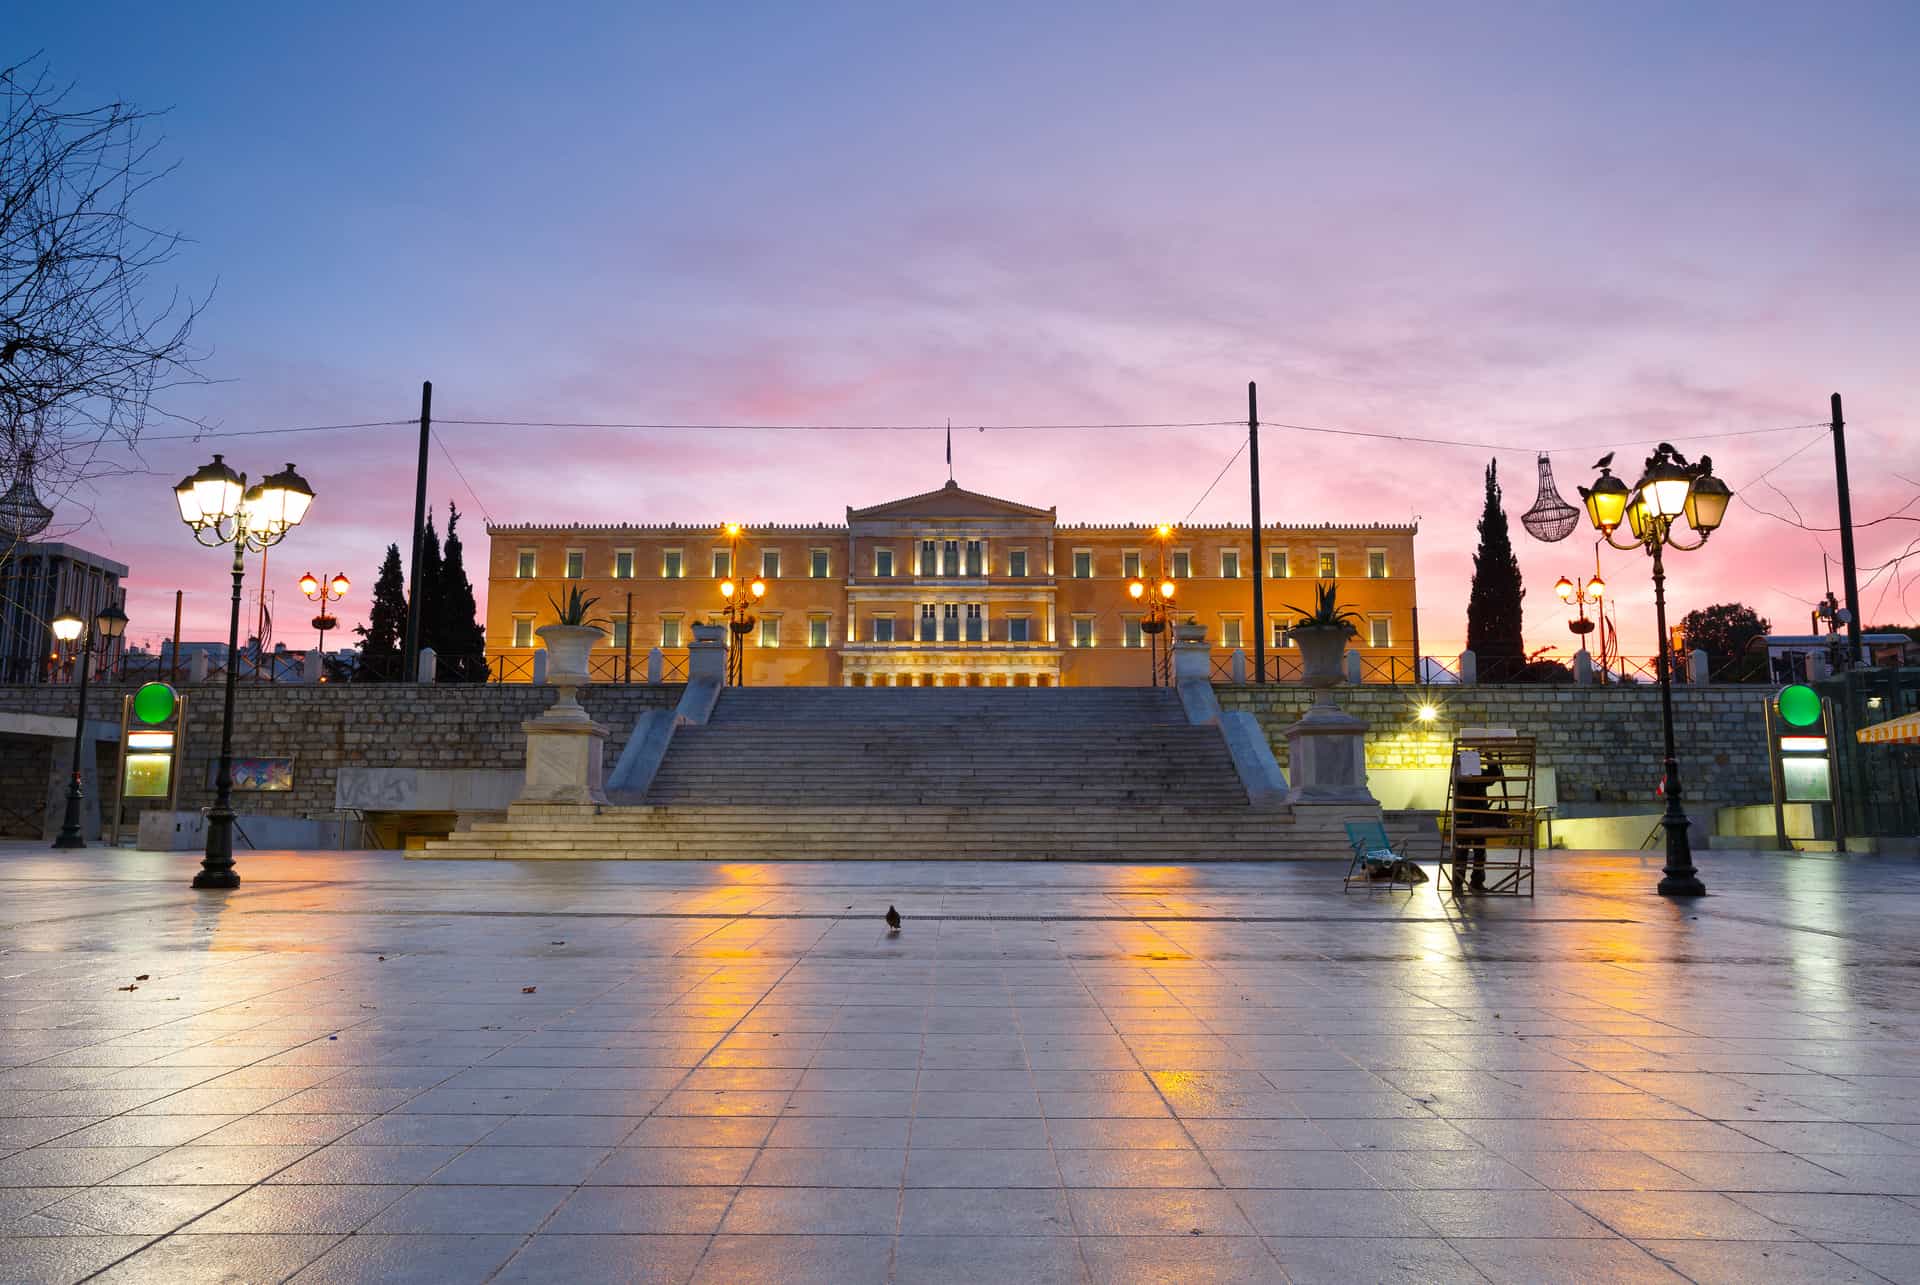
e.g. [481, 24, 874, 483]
[1680, 602, 1770, 681]
[355, 544, 407, 680]
[1283, 581, 1362, 637]
[546, 585, 605, 628]
[1466, 460, 1525, 669]
[430, 503, 488, 680]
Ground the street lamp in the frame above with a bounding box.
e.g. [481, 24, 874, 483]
[1554, 569, 1605, 641]
[1128, 576, 1177, 685]
[299, 571, 350, 675]
[1579, 444, 1730, 897]
[174, 456, 314, 889]
[50, 601, 129, 849]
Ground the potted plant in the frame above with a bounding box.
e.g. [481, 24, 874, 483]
[1284, 582, 1361, 691]
[536, 587, 608, 685]
[1172, 615, 1208, 646]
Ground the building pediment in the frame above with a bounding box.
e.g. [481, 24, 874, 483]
[848, 480, 1055, 522]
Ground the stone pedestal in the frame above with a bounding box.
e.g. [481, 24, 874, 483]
[519, 709, 609, 805]
[1284, 703, 1375, 805]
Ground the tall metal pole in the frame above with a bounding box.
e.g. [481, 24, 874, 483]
[404, 380, 432, 681]
[1830, 393, 1863, 667]
[193, 539, 247, 890]
[170, 589, 182, 685]
[52, 628, 92, 848]
[624, 590, 633, 684]
[1248, 382, 1266, 684]
[1650, 539, 1703, 896]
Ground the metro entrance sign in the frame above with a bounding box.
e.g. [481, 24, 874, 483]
[111, 683, 187, 843]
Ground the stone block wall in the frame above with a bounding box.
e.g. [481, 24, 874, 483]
[1215, 684, 1773, 805]
[0, 683, 682, 822]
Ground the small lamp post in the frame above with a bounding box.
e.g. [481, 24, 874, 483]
[1579, 444, 1731, 897]
[1127, 576, 1177, 686]
[174, 456, 314, 889]
[1554, 570, 1605, 642]
[50, 601, 129, 848]
[299, 571, 350, 675]
[719, 556, 766, 690]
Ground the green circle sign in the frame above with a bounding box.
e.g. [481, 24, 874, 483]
[1777, 684, 1821, 728]
[132, 682, 178, 725]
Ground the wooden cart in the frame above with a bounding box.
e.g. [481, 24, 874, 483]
[1440, 733, 1537, 897]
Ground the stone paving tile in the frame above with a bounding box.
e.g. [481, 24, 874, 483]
[5, 847, 1920, 1282]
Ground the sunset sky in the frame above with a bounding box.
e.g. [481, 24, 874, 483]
[15, 2, 1920, 659]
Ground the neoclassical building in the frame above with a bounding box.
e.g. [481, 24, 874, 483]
[485, 480, 1418, 686]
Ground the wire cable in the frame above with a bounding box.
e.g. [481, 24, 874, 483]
[138, 419, 414, 442]
[1180, 432, 1250, 525]
[431, 428, 494, 525]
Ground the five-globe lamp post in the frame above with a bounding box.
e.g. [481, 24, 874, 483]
[1578, 443, 1731, 898]
[49, 601, 129, 849]
[174, 456, 315, 890]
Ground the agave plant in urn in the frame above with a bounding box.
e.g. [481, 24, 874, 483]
[536, 587, 608, 714]
[1283, 582, 1361, 700]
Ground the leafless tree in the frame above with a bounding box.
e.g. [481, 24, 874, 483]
[1, 55, 206, 520]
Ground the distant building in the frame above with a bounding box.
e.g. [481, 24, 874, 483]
[486, 480, 1419, 686]
[0, 542, 128, 684]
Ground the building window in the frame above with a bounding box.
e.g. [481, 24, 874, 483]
[964, 539, 984, 576]
[761, 549, 781, 579]
[1072, 549, 1093, 579]
[1370, 617, 1391, 648]
[1072, 616, 1095, 648]
[1271, 616, 1289, 649]
[1172, 549, 1192, 579]
[1009, 549, 1028, 578]
[611, 617, 629, 649]
[920, 539, 938, 575]
[919, 604, 937, 642]
[511, 616, 533, 648]
[1007, 616, 1030, 644]
[1220, 550, 1240, 579]
[1123, 617, 1143, 649]
[759, 616, 780, 648]
[563, 549, 584, 579]
[809, 617, 829, 648]
[662, 549, 683, 579]
[516, 549, 536, 579]
[660, 617, 682, 648]
[965, 603, 983, 642]
[1221, 616, 1243, 648]
[942, 540, 960, 576]
[1367, 548, 1388, 579]
[1318, 548, 1337, 578]
[1123, 550, 1141, 579]
[1270, 549, 1288, 579]
[941, 603, 960, 642]
[873, 615, 896, 643]
[875, 548, 894, 578]
[712, 549, 731, 579]
[613, 550, 634, 579]
[810, 548, 830, 578]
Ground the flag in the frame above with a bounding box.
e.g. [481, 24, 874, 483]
[945, 422, 952, 480]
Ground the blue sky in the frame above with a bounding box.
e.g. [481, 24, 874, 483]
[14, 1, 1920, 651]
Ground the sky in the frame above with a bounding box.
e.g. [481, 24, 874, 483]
[12, 1, 1920, 658]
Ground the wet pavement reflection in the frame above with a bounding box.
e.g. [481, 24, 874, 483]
[1, 844, 1918, 1283]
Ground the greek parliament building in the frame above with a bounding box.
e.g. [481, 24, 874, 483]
[484, 481, 1417, 687]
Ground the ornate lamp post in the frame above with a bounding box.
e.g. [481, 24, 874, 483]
[174, 456, 314, 889]
[1554, 569, 1605, 642]
[299, 571, 350, 674]
[1579, 444, 1731, 897]
[717, 528, 766, 686]
[1127, 576, 1177, 686]
[49, 601, 129, 848]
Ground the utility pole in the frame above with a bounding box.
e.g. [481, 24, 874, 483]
[404, 381, 432, 680]
[170, 590, 182, 685]
[1830, 393, 1863, 668]
[1248, 381, 1266, 684]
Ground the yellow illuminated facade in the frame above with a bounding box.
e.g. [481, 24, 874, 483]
[485, 481, 1418, 686]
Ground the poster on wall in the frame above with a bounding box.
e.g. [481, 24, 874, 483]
[210, 757, 295, 791]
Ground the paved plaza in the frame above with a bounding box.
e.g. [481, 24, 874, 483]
[1, 844, 1919, 1283]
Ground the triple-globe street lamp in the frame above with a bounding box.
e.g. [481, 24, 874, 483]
[299, 571, 351, 673]
[49, 601, 129, 849]
[717, 524, 766, 686]
[174, 455, 315, 889]
[1578, 443, 1731, 897]
[1554, 569, 1605, 642]
[1126, 576, 1178, 686]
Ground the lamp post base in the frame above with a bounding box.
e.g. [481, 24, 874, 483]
[1657, 812, 1705, 897]
[191, 867, 241, 890]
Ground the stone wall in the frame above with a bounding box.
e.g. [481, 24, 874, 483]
[0, 683, 682, 822]
[1215, 684, 1774, 805]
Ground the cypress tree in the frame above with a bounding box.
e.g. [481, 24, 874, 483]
[416, 510, 443, 655]
[356, 544, 408, 680]
[1465, 460, 1526, 673]
[434, 502, 488, 680]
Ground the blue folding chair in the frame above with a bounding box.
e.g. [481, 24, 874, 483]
[1343, 819, 1420, 893]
